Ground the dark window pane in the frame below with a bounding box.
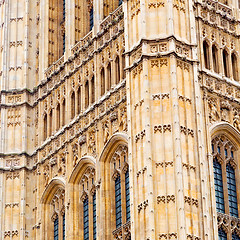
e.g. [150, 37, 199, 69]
[226, 164, 238, 217]
[218, 228, 227, 240]
[115, 176, 122, 228]
[54, 217, 59, 240]
[84, 198, 89, 240]
[213, 159, 225, 213]
[125, 170, 131, 222]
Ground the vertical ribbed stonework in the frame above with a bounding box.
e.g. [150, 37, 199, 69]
[124, 0, 214, 239]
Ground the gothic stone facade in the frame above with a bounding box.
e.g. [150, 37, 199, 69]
[0, 0, 240, 239]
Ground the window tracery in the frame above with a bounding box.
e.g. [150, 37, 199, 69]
[79, 167, 96, 239]
[212, 135, 240, 238]
[50, 188, 66, 240]
[110, 145, 131, 239]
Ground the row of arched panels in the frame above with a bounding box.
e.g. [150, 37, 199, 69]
[40, 133, 131, 240]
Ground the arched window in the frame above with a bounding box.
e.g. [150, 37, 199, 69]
[223, 49, 230, 77]
[107, 63, 111, 91]
[62, 99, 66, 126]
[71, 92, 75, 119]
[79, 167, 96, 239]
[91, 76, 95, 104]
[77, 87, 81, 114]
[203, 40, 210, 70]
[115, 56, 120, 84]
[111, 145, 131, 236]
[213, 158, 225, 213]
[212, 136, 239, 220]
[232, 53, 238, 81]
[232, 233, 240, 240]
[83, 198, 89, 240]
[101, 68, 105, 95]
[90, 7, 94, 30]
[49, 109, 53, 136]
[119, 0, 123, 5]
[44, 114, 47, 140]
[212, 45, 219, 73]
[56, 104, 60, 130]
[218, 228, 227, 240]
[226, 163, 238, 217]
[85, 81, 89, 108]
[54, 217, 59, 240]
[122, 54, 126, 79]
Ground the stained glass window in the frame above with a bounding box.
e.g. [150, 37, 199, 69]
[232, 233, 240, 240]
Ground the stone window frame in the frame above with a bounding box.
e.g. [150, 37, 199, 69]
[212, 135, 240, 239]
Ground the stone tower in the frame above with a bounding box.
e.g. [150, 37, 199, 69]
[0, 0, 239, 239]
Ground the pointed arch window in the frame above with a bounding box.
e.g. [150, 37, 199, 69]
[107, 63, 111, 91]
[49, 109, 53, 136]
[232, 53, 238, 81]
[56, 104, 60, 130]
[218, 228, 227, 240]
[54, 217, 59, 240]
[212, 45, 219, 73]
[62, 98, 66, 126]
[101, 68, 105, 95]
[203, 40, 210, 70]
[91, 76, 95, 104]
[115, 56, 120, 84]
[85, 81, 89, 108]
[44, 114, 47, 140]
[79, 167, 96, 239]
[223, 49, 230, 77]
[77, 87, 81, 114]
[212, 136, 239, 225]
[110, 145, 131, 238]
[71, 92, 75, 119]
[226, 163, 238, 217]
[119, 0, 123, 5]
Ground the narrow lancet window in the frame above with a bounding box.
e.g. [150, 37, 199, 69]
[232, 53, 238, 81]
[54, 217, 59, 240]
[212, 45, 219, 73]
[213, 159, 225, 213]
[226, 164, 238, 217]
[83, 198, 89, 240]
[115, 175, 122, 228]
[203, 40, 210, 70]
[223, 49, 229, 77]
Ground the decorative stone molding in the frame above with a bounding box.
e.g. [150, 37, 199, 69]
[157, 195, 175, 204]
